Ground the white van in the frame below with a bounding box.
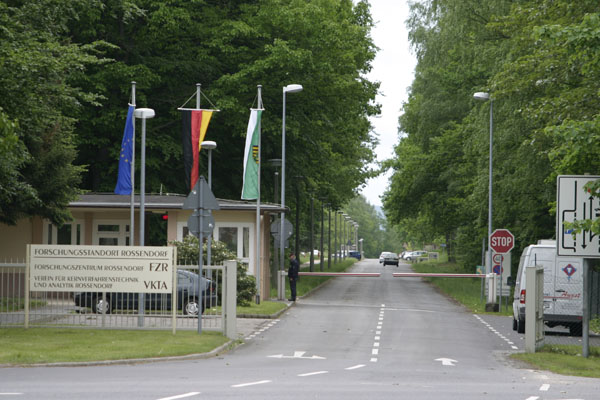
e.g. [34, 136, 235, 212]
[512, 240, 583, 335]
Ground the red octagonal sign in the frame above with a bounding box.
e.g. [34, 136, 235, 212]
[490, 229, 515, 253]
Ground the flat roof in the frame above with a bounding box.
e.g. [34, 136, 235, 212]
[70, 193, 287, 213]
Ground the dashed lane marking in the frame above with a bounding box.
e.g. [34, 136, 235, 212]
[232, 380, 271, 388]
[298, 371, 328, 377]
[157, 392, 200, 400]
[245, 319, 280, 340]
[345, 364, 365, 370]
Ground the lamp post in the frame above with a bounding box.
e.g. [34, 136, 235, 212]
[354, 223, 359, 253]
[268, 159, 281, 203]
[319, 198, 326, 272]
[474, 91, 495, 311]
[133, 107, 155, 324]
[333, 210, 342, 264]
[342, 214, 348, 259]
[280, 84, 303, 279]
[309, 193, 315, 272]
[294, 176, 305, 256]
[327, 204, 331, 269]
[202, 140, 217, 268]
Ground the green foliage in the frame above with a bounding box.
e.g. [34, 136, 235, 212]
[170, 235, 257, 306]
[66, 0, 379, 212]
[384, 0, 600, 270]
[0, 0, 107, 225]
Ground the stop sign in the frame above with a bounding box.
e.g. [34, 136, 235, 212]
[490, 229, 514, 253]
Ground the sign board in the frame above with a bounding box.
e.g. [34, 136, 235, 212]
[557, 175, 600, 257]
[270, 217, 293, 240]
[187, 210, 215, 237]
[490, 229, 514, 253]
[493, 251, 511, 297]
[182, 176, 220, 210]
[29, 245, 174, 293]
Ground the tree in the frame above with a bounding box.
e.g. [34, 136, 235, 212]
[0, 0, 106, 225]
[68, 0, 379, 213]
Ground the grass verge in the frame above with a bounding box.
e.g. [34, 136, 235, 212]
[410, 258, 600, 377]
[512, 345, 600, 378]
[410, 261, 511, 315]
[237, 300, 287, 316]
[0, 328, 229, 365]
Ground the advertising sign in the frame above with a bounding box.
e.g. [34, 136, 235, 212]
[29, 245, 174, 293]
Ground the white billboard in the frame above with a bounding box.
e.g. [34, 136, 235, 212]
[29, 245, 175, 293]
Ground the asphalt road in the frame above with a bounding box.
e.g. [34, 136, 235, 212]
[2, 258, 600, 399]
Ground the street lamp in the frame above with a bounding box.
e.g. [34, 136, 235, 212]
[309, 193, 315, 272]
[474, 91, 495, 310]
[294, 176, 305, 257]
[268, 159, 281, 203]
[133, 107, 155, 324]
[327, 204, 331, 269]
[280, 84, 303, 280]
[319, 198, 326, 272]
[201, 140, 217, 268]
[335, 210, 342, 263]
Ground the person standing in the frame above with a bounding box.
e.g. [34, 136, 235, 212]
[288, 253, 300, 301]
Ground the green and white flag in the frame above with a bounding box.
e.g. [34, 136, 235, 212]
[241, 109, 262, 200]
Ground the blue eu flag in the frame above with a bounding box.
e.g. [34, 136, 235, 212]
[114, 105, 135, 194]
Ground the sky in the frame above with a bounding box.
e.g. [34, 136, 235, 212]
[359, 0, 417, 207]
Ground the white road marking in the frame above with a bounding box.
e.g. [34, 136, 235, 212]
[376, 330, 381, 335]
[372, 349, 379, 355]
[525, 397, 539, 400]
[374, 336, 380, 340]
[268, 351, 326, 360]
[298, 371, 328, 377]
[232, 380, 271, 388]
[157, 392, 200, 400]
[370, 358, 378, 362]
[539, 384, 550, 391]
[345, 364, 365, 370]
[435, 358, 457, 366]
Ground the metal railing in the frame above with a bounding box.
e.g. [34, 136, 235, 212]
[1, 261, 235, 335]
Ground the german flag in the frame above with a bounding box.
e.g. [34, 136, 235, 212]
[181, 109, 213, 191]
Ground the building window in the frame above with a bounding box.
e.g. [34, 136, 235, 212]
[93, 221, 129, 246]
[44, 221, 83, 245]
[219, 227, 238, 254]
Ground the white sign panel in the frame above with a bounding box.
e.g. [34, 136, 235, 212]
[29, 245, 174, 293]
[557, 175, 600, 257]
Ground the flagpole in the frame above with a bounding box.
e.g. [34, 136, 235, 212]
[130, 81, 136, 246]
[255, 85, 263, 304]
[195, 83, 214, 273]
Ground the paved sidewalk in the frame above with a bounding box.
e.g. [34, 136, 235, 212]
[235, 301, 293, 339]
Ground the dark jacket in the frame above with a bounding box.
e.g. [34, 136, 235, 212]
[288, 257, 300, 279]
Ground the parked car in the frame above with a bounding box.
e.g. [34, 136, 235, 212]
[404, 250, 427, 261]
[381, 252, 399, 266]
[512, 240, 583, 335]
[349, 251, 361, 260]
[73, 270, 217, 316]
[379, 252, 389, 263]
